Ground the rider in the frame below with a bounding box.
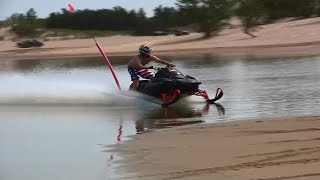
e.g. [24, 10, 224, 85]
[127, 44, 175, 90]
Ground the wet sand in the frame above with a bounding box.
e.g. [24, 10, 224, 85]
[1, 17, 320, 60]
[114, 116, 320, 180]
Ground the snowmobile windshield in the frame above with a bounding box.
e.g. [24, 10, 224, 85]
[155, 67, 185, 79]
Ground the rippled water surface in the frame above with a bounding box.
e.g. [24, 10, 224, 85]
[0, 55, 319, 180]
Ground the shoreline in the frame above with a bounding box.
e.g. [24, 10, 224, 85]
[113, 115, 320, 180]
[1, 42, 320, 61]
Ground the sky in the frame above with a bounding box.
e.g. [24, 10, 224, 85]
[0, 0, 177, 20]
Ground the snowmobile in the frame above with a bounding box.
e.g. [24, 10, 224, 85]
[137, 66, 223, 106]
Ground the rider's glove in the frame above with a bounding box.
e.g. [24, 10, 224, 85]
[147, 66, 154, 69]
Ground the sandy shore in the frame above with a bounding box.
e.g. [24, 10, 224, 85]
[1, 17, 320, 60]
[113, 115, 320, 180]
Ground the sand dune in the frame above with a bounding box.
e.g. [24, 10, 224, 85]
[1, 17, 320, 60]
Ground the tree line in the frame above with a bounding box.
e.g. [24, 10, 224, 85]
[46, 6, 190, 35]
[6, 0, 320, 37]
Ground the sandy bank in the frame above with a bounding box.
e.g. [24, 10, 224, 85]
[1, 18, 320, 60]
[114, 116, 320, 180]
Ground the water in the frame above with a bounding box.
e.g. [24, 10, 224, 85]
[0, 56, 319, 180]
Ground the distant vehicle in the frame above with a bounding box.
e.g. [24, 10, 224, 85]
[16, 40, 44, 48]
[175, 30, 190, 36]
[152, 31, 169, 36]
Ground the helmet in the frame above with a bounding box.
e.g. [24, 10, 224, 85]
[139, 45, 152, 57]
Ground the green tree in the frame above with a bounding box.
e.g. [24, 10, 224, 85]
[26, 8, 37, 20]
[8, 9, 41, 37]
[260, 0, 318, 22]
[176, 0, 234, 38]
[318, 1, 320, 16]
[137, 8, 147, 20]
[235, 0, 265, 38]
[153, 6, 178, 30]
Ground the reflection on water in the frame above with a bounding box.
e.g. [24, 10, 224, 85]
[107, 119, 123, 164]
[135, 103, 225, 134]
[0, 57, 129, 72]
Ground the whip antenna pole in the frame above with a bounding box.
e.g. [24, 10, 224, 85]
[92, 36, 121, 91]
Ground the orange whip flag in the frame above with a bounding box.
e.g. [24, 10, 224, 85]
[68, 4, 75, 12]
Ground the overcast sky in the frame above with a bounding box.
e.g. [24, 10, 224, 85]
[0, 0, 177, 20]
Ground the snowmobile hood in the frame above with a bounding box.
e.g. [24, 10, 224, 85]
[155, 67, 185, 79]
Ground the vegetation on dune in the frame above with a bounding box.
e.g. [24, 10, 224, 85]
[176, 0, 235, 38]
[235, 0, 265, 38]
[3, 0, 320, 39]
[7, 8, 45, 37]
[0, 21, 5, 28]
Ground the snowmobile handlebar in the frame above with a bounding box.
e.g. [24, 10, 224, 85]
[147, 65, 175, 71]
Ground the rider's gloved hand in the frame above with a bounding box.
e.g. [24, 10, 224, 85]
[147, 66, 154, 69]
[167, 64, 176, 67]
